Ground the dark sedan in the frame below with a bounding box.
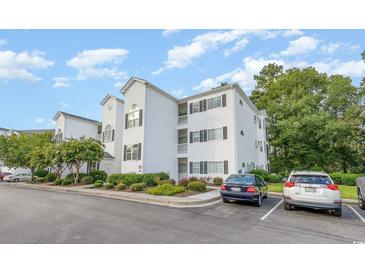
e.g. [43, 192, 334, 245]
[220, 174, 268, 206]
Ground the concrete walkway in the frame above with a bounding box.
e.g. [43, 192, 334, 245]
[3, 182, 221, 208]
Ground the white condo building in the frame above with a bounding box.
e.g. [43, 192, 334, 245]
[52, 77, 269, 180]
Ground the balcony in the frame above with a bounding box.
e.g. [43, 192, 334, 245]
[177, 115, 187, 125]
[177, 143, 188, 154]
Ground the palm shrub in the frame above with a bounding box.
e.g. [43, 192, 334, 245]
[187, 181, 206, 192]
[116, 182, 127, 190]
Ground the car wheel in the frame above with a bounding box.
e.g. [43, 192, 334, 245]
[332, 207, 342, 217]
[284, 201, 292, 210]
[255, 194, 262, 207]
[358, 191, 365, 210]
[222, 197, 229, 203]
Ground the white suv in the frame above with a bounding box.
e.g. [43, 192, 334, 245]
[283, 171, 342, 217]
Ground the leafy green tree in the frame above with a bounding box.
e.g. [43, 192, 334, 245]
[61, 138, 104, 184]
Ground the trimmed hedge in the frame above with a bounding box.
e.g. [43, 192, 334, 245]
[65, 173, 88, 183]
[81, 175, 94, 185]
[267, 173, 282, 184]
[35, 169, 48, 177]
[187, 181, 206, 192]
[89, 170, 108, 182]
[147, 184, 185, 196]
[93, 180, 104, 188]
[130, 183, 146, 192]
[108, 172, 169, 186]
[46, 172, 56, 182]
[61, 179, 72, 186]
[329, 173, 364, 186]
[212, 177, 224, 185]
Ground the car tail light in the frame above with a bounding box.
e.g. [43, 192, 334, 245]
[284, 181, 295, 188]
[246, 186, 256, 193]
[220, 185, 227, 191]
[326, 184, 339, 191]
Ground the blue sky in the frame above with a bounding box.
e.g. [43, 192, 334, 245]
[0, 29, 364, 130]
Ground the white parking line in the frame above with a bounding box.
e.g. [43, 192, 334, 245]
[347, 205, 365, 225]
[260, 199, 283, 221]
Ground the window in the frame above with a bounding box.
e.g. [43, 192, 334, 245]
[87, 162, 100, 173]
[240, 130, 244, 136]
[208, 128, 223, 141]
[226, 175, 255, 185]
[192, 131, 200, 143]
[239, 99, 243, 106]
[127, 104, 140, 128]
[258, 119, 262, 129]
[207, 96, 222, 109]
[125, 144, 139, 161]
[208, 161, 223, 173]
[102, 124, 114, 143]
[192, 102, 200, 113]
[193, 162, 200, 174]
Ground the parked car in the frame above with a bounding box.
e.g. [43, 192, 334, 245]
[283, 171, 342, 217]
[3, 173, 33, 182]
[0, 172, 12, 181]
[220, 174, 268, 206]
[356, 177, 365, 210]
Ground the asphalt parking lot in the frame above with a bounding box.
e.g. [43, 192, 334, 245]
[0, 184, 364, 243]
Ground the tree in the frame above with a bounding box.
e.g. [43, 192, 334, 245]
[362, 50, 365, 62]
[61, 138, 104, 184]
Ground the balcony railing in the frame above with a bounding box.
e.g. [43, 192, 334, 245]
[177, 115, 188, 125]
[177, 143, 188, 154]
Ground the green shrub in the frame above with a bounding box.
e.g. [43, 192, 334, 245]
[142, 174, 159, 186]
[187, 181, 206, 192]
[81, 175, 94, 185]
[329, 172, 343, 184]
[46, 172, 56, 182]
[188, 176, 198, 182]
[212, 177, 224, 185]
[35, 169, 49, 177]
[54, 179, 62, 185]
[108, 172, 169, 186]
[93, 180, 104, 188]
[249, 169, 269, 181]
[158, 179, 175, 185]
[108, 174, 126, 185]
[267, 173, 282, 184]
[116, 182, 127, 191]
[340, 174, 359, 186]
[105, 182, 114, 189]
[61, 179, 72, 186]
[130, 183, 146, 192]
[89, 170, 108, 182]
[65, 172, 88, 183]
[178, 178, 189, 187]
[147, 184, 185, 196]
[309, 165, 324, 172]
[37, 177, 47, 183]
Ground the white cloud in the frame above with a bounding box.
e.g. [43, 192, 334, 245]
[35, 118, 44, 123]
[66, 48, 129, 80]
[162, 29, 180, 37]
[47, 119, 56, 127]
[224, 38, 250, 57]
[283, 29, 304, 37]
[0, 38, 7, 47]
[0, 50, 54, 81]
[281, 36, 319, 56]
[321, 43, 341, 54]
[60, 102, 70, 108]
[170, 89, 187, 98]
[114, 81, 123, 88]
[53, 77, 69, 88]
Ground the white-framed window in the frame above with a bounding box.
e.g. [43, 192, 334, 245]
[208, 128, 223, 141]
[192, 131, 200, 143]
[207, 96, 222, 109]
[126, 144, 139, 161]
[192, 102, 200, 113]
[192, 162, 200, 174]
[208, 161, 224, 173]
[102, 124, 114, 143]
[127, 104, 140, 128]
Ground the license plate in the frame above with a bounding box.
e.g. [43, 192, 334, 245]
[231, 187, 241, 192]
[305, 187, 316, 193]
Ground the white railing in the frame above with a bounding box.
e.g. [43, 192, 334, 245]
[177, 115, 188, 125]
[177, 143, 188, 154]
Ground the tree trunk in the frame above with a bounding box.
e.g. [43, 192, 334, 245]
[31, 167, 35, 182]
[342, 161, 348, 173]
[75, 165, 80, 184]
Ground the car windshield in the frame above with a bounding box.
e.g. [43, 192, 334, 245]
[290, 175, 332, 184]
[226, 175, 255, 185]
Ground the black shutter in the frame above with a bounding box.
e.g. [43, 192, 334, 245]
[125, 114, 128, 129]
[138, 143, 142, 160]
[199, 161, 203, 174]
[189, 162, 193, 174]
[112, 130, 115, 141]
[123, 145, 127, 161]
[139, 110, 143, 126]
[199, 100, 203, 112]
[222, 94, 227, 107]
[204, 161, 208, 174]
[190, 132, 193, 143]
[200, 130, 204, 142]
[223, 126, 227, 140]
[102, 132, 105, 142]
[203, 99, 207, 111]
[224, 160, 229, 174]
[189, 103, 193, 114]
[204, 130, 207, 142]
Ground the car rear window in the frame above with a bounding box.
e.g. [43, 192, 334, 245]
[290, 175, 332, 184]
[225, 175, 255, 185]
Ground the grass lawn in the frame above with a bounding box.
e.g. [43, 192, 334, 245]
[268, 183, 357, 200]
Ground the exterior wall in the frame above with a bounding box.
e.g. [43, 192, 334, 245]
[185, 88, 236, 180]
[63, 117, 99, 140]
[143, 86, 178, 179]
[101, 97, 124, 174]
[121, 81, 146, 174]
[99, 159, 115, 175]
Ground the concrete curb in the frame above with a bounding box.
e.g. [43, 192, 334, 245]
[268, 191, 358, 205]
[3, 183, 221, 208]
